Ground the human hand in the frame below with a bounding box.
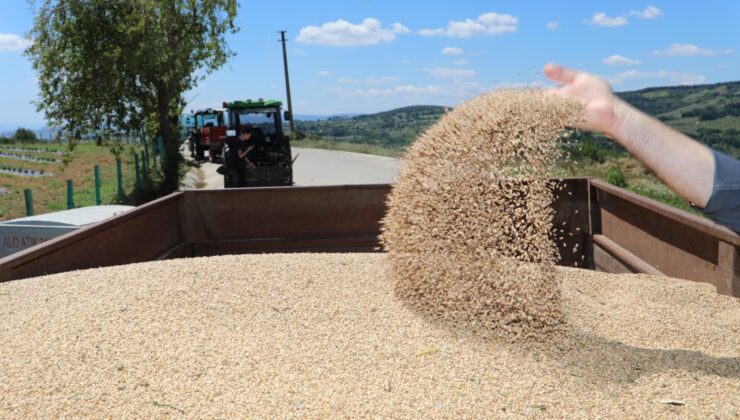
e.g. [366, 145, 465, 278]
[544, 63, 623, 136]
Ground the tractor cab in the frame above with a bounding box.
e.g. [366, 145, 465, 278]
[219, 99, 293, 188]
[188, 108, 226, 162]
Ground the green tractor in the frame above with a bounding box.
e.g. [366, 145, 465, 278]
[219, 99, 293, 188]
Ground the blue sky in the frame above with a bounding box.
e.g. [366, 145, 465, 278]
[1, 1, 739, 130]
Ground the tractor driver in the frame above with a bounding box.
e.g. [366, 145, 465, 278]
[544, 63, 740, 233]
[235, 127, 257, 187]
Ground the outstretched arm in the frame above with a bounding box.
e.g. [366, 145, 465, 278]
[544, 63, 714, 208]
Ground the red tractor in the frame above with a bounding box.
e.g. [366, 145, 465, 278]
[188, 109, 227, 162]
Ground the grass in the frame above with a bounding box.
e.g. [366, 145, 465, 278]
[0, 141, 149, 221]
[556, 155, 701, 215]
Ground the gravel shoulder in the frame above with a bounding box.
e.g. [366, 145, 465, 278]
[0, 253, 737, 418]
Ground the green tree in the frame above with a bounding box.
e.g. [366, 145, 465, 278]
[12, 128, 38, 143]
[27, 0, 238, 193]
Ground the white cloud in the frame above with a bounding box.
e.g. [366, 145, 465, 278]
[630, 6, 662, 19]
[336, 78, 358, 84]
[296, 18, 409, 46]
[318, 70, 333, 77]
[292, 48, 306, 55]
[586, 7, 660, 27]
[585, 12, 628, 27]
[419, 12, 518, 38]
[602, 54, 641, 66]
[651, 43, 732, 56]
[441, 46, 463, 56]
[452, 59, 468, 66]
[424, 67, 477, 79]
[391, 23, 411, 34]
[606, 69, 706, 85]
[0, 33, 32, 52]
[545, 21, 559, 30]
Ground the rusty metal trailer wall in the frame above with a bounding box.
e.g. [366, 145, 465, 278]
[0, 192, 184, 282]
[589, 178, 739, 297]
[177, 184, 391, 256]
[551, 179, 592, 268]
[0, 185, 393, 282]
[0, 181, 589, 282]
[0, 179, 737, 298]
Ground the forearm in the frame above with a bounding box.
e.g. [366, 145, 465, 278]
[607, 99, 715, 207]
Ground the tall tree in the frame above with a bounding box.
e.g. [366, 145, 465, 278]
[27, 0, 238, 192]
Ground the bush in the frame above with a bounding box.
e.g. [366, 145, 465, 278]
[605, 165, 628, 188]
[576, 139, 607, 163]
[12, 128, 38, 143]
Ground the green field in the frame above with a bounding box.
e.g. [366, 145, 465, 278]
[0, 142, 150, 221]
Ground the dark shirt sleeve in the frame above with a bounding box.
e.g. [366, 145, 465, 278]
[697, 149, 740, 233]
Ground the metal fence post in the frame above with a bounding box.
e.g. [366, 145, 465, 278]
[157, 136, 165, 169]
[116, 158, 124, 201]
[66, 180, 74, 209]
[94, 165, 101, 205]
[24, 188, 34, 216]
[140, 151, 148, 177]
[143, 142, 149, 168]
[134, 152, 141, 191]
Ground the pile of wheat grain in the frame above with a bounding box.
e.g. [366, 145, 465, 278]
[381, 89, 582, 338]
[1, 254, 738, 418]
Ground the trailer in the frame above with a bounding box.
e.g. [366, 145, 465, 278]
[0, 179, 737, 297]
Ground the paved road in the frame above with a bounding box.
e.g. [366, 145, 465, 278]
[181, 147, 399, 189]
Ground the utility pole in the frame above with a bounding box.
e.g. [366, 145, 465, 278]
[279, 30, 295, 133]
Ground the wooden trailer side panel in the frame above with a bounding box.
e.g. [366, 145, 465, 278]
[0, 182, 589, 283]
[0, 193, 184, 282]
[589, 179, 739, 297]
[178, 184, 391, 256]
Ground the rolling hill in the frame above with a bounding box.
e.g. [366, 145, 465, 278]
[295, 82, 740, 158]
